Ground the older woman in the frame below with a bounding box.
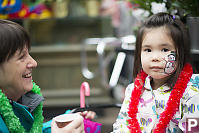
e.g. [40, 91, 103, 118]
[0, 19, 94, 133]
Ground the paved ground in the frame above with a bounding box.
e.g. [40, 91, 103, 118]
[95, 108, 120, 132]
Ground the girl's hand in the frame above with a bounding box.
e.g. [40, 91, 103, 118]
[79, 111, 96, 119]
[51, 113, 85, 133]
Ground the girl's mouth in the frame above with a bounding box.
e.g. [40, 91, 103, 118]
[150, 66, 163, 71]
[151, 66, 162, 69]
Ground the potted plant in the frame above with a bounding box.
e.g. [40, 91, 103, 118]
[171, 0, 199, 17]
[128, 0, 199, 50]
[171, 0, 199, 50]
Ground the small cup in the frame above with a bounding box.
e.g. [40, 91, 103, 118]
[53, 113, 79, 128]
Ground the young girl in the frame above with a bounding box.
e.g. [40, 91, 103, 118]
[112, 12, 199, 133]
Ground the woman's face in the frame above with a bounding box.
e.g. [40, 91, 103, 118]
[0, 47, 37, 100]
[141, 27, 176, 80]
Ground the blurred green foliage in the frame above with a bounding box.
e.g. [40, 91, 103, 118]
[128, 0, 199, 18]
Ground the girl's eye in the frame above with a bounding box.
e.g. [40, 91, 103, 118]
[162, 48, 169, 52]
[144, 49, 151, 52]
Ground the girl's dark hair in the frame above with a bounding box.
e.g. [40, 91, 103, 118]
[133, 12, 191, 87]
[0, 19, 30, 64]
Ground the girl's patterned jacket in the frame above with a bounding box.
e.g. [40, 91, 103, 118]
[112, 74, 199, 133]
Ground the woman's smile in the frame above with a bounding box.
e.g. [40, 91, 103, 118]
[22, 72, 32, 81]
[22, 72, 32, 78]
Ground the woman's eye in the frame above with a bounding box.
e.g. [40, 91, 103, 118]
[19, 54, 25, 60]
[18, 53, 27, 61]
[162, 48, 169, 52]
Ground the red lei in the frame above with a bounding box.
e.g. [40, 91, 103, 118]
[127, 63, 193, 133]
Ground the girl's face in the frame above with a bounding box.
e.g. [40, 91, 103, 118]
[0, 47, 37, 101]
[141, 26, 176, 80]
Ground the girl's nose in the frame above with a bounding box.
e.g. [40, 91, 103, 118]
[151, 53, 161, 62]
[152, 57, 160, 62]
[27, 55, 37, 68]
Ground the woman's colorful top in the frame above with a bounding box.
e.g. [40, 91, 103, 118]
[0, 82, 44, 133]
[112, 74, 199, 133]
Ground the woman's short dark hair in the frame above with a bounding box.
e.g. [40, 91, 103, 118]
[0, 19, 30, 64]
[133, 12, 191, 87]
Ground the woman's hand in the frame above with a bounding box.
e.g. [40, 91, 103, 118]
[79, 111, 96, 119]
[51, 113, 85, 133]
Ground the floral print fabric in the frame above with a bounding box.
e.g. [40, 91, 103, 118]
[112, 74, 199, 133]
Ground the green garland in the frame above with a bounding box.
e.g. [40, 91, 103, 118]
[0, 82, 44, 132]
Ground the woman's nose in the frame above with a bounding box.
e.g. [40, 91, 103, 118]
[27, 55, 37, 68]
